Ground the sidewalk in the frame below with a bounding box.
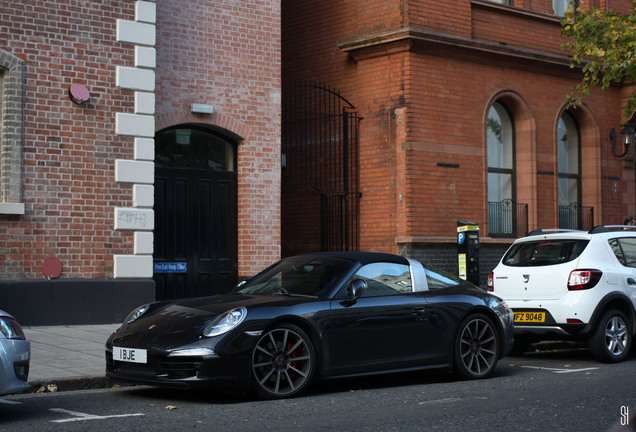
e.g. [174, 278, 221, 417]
[23, 324, 121, 391]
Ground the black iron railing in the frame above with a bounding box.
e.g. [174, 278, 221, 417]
[558, 203, 594, 230]
[282, 81, 362, 252]
[488, 199, 528, 238]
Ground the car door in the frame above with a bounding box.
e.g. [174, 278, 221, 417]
[608, 237, 636, 307]
[320, 262, 441, 376]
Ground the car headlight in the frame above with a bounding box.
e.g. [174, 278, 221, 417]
[0, 317, 26, 340]
[123, 304, 150, 325]
[203, 307, 247, 337]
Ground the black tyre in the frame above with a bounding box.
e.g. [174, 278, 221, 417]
[251, 323, 315, 399]
[454, 314, 500, 379]
[588, 309, 632, 363]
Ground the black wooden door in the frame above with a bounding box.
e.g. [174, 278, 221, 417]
[154, 167, 237, 300]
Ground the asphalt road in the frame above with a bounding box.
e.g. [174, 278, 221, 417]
[2, 346, 635, 432]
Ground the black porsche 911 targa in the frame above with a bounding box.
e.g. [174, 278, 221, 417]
[106, 252, 514, 399]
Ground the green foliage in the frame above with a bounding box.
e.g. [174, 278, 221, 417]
[561, 1, 636, 121]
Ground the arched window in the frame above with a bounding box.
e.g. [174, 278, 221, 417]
[552, 0, 569, 17]
[487, 102, 516, 236]
[557, 111, 582, 229]
[155, 125, 235, 172]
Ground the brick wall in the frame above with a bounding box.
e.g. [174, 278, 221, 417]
[1, 0, 281, 281]
[282, 0, 635, 263]
[0, 1, 137, 279]
[154, 0, 281, 277]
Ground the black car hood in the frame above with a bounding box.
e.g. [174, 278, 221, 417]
[110, 294, 318, 349]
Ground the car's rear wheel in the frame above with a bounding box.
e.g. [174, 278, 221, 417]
[454, 314, 499, 379]
[588, 309, 632, 363]
[251, 323, 315, 399]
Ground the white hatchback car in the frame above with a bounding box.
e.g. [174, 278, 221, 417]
[488, 226, 636, 362]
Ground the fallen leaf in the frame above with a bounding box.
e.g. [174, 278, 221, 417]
[47, 384, 58, 393]
[165, 405, 178, 410]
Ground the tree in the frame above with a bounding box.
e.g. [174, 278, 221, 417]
[561, 1, 636, 121]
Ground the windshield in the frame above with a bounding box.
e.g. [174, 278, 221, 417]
[235, 255, 354, 298]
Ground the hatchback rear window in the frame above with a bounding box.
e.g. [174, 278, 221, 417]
[502, 239, 589, 267]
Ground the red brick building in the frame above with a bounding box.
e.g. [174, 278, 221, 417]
[2, 1, 635, 325]
[0, 0, 281, 324]
[281, 0, 636, 283]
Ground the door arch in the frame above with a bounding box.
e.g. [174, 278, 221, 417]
[154, 124, 238, 300]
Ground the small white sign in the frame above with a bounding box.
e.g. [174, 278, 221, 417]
[114, 207, 154, 230]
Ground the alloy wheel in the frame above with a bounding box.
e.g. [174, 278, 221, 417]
[251, 325, 314, 398]
[589, 309, 632, 363]
[455, 316, 498, 379]
[603, 315, 628, 356]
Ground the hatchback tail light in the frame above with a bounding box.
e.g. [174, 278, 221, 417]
[567, 269, 602, 290]
[487, 272, 494, 292]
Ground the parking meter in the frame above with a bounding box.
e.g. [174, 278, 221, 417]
[457, 221, 480, 286]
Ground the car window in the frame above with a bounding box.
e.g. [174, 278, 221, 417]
[423, 265, 465, 290]
[502, 239, 589, 267]
[236, 256, 353, 298]
[608, 238, 636, 268]
[354, 262, 412, 297]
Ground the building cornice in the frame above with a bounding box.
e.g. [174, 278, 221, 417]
[338, 27, 573, 68]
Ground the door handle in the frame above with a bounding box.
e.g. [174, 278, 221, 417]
[627, 278, 636, 286]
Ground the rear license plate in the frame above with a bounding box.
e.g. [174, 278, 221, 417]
[513, 312, 546, 323]
[113, 347, 147, 364]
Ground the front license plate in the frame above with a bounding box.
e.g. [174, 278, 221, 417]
[113, 347, 147, 364]
[514, 312, 546, 323]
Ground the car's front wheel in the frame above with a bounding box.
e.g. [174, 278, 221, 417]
[588, 309, 632, 363]
[454, 314, 499, 379]
[251, 323, 315, 399]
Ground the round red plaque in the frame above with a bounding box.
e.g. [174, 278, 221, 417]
[42, 257, 63, 279]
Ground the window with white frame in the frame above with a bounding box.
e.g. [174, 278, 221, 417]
[0, 50, 25, 214]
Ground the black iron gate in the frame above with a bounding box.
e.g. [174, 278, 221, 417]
[282, 81, 361, 254]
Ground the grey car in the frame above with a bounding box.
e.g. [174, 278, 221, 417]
[0, 309, 30, 396]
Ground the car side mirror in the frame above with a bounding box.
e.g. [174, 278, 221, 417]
[233, 279, 248, 291]
[347, 279, 367, 303]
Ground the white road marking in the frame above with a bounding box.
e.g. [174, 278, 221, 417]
[418, 397, 461, 405]
[0, 399, 22, 405]
[49, 408, 144, 423]
[522, 366, 599, 374]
